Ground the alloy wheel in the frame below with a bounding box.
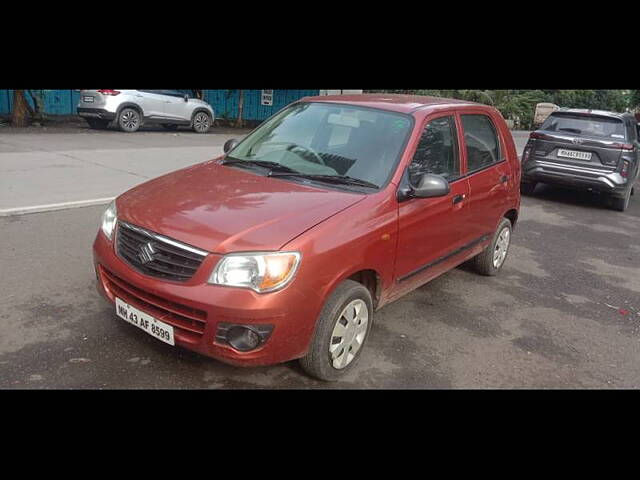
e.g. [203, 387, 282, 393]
[193, 113, 210, 133]
[121, 110, 139, 131]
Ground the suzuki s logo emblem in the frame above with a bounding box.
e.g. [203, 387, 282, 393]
[572, 138, 583, 145]
[138, 242, 156, 265]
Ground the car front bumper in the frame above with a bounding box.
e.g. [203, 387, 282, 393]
[522, 158, 629, 197]
[92, 231, 321, 367]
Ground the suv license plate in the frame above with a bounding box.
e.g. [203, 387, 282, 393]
[558, 149, 592, 161]
[83, 96, 94, 102]
[115, 297, 175, 346]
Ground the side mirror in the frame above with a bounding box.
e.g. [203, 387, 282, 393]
[184, 94, 189, 102]
[411, 174, 450, 198]
[223, 138, 239, 153]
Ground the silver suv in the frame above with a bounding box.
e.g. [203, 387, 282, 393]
[77, 90, 215, 133]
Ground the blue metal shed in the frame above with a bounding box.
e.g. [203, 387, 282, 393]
[0, 89, 321, 121]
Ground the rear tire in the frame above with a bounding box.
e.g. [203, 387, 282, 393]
[472, 218, 512, 276]
[118, 107, 141, 133]
[192, 111, 211, 134]
[299, 280, 373, 381]
[608, 189, 631, 212]
[85, 118, 110, 130]
[520, 182, 537, 196]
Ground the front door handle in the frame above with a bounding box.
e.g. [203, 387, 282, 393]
[500, 175, 509, 184]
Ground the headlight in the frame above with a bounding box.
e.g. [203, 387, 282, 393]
[101, 200, 117, 241]
[209, 252, 301, 293]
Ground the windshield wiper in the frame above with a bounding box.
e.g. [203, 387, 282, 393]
[222, 158, 300, 174]
[268, 172, 379, 189]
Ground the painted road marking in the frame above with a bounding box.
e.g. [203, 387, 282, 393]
[0, 197, 115, 217]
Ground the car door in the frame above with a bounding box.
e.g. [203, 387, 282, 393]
[160, 90, 192, 122]
[393, 113, 472, 293]
[458, 110, 513, 242]
[134, 90, 166, 118]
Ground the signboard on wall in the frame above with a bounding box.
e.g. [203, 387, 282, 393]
[261, 90, 274, 106]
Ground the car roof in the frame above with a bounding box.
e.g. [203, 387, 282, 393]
[554, 108, 633, 120]
[299, 94, 481, 114]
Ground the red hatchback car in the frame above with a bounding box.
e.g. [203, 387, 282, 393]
[93, 94, 521, 380]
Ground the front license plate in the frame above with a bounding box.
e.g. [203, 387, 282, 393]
[558, 149, 592, 161]
[83, 96, 94, 102]
[115, 297, 175, 346]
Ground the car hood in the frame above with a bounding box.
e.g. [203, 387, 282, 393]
[116, 159, 365, 254]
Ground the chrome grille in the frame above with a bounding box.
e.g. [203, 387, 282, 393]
[116, 221, 207, 282]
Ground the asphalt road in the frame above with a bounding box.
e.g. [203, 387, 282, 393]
[1, 128, 638, 389]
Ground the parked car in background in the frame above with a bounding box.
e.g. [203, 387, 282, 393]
[533, 103, 560, 128]
[521, 109, 639, 211]
[77, 90, 214, 133]
[93, 94, 521, 381]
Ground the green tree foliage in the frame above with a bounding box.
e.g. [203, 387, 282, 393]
[366, 90, 633, 129]
[629, 90, 640, 110]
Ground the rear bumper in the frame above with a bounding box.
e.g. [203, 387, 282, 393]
[522, 158, 629, 197]
[77, 108, 116, 120]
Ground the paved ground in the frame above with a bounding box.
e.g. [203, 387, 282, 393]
[1, 127, 638, 389]
[0, 124, 251, 214]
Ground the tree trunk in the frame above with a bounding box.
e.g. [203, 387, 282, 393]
[11, 90, 30, 127]
[235, 89, 244, 128]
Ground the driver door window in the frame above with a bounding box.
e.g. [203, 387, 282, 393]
[408, 116, 460, 187]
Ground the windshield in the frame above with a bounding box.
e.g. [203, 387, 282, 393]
[226, 102, 413, 188]
[541, 113, 626, 140]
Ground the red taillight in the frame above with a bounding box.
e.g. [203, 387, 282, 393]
[621, 160, 630, 178]
[530, 131, 553, 141]
[97, 89, 121, 96]
[609, 142, 634, 151]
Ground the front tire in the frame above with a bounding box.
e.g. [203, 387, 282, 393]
[192, 111, 211, 134]
[472, 217, 513, 276]
[118, 107, 141, 133]
[299, 280, 373, 381]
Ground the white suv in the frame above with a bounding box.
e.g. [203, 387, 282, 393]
[77, 89, 215, 133]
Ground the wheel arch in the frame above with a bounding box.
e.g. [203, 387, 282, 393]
[503, 208, 519, 229]
[115, 102, 144, 119]
[345, 269, 382, 310]
[191, 107, 212, 123]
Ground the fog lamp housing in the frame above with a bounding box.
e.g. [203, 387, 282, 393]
[216, 323, 274, 352]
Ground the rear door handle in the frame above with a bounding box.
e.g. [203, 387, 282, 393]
[453, 194, 465, 205]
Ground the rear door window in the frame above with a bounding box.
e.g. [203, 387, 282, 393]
[541, 113, 626, 140]
[461, 114, 501, 172]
